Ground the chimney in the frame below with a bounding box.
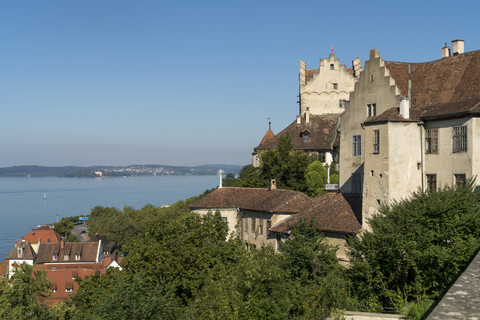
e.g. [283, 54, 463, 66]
[305, 107, 310, 124]
[270, 179, 276, 190]
[442, 42, 451, 58]
[452, 39, 464, 56]
[61, 239, 65, 249]
[399, 97, 410, 119]
[299, 60, 306, 87]
[352, 57, 363, 77]
[296, 115, 301, 125]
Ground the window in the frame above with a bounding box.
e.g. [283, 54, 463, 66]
[425, 128, 438, 154]
[52, 255, 57, 261]
[75, 254, 81, 261]
[452, 126, 467, 153]
[302, 130, 310, 143]
[339, 99, 346, 108]
[244, 218, 248, 234]
[251, 218, 256, 234]
[426, 174, 437, 191]
[319, 152, 326, 163]
[333, 83, 338, 90]
[367, 103, 376, 118]
[455, 174, 466, 187]
[66, 288, 73, 293]
[64, 254, 69, 261]
[352, 173, 362, 193]
[352, 134, 362, 156]
[222, 217, 228, 224]
[373, 130, 380, 154]
[330, 63, 334, 70]
[258, 219, 264, 235]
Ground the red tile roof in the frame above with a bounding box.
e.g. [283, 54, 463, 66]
[259, 129, 275, 146]
[21, 226, 62, 244]
[189, 187, 312, 214]
[34, 263, 108, 305]
[270, 193, 362, 234]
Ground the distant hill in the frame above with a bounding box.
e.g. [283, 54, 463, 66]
[0, 164, 244, 178]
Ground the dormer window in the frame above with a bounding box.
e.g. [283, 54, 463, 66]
[52, 254, 57, 261]
[75, 254, 81, 261]
[17, 248, 23, 258]
[302, 130, 310, 142]
[64, 254, 69, 261]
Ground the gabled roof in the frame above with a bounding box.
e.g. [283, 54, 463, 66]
[21, 226, 62, 244]
[384, 50, 480, 119]
[6, 240, 37, 260]
[189, 187, 312, 214]
[270, 193, 362, 234]
[36, 241, 100, 264]
[254, 115, 340, 152]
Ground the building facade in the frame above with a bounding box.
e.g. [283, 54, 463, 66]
[339, 40, 480, 227]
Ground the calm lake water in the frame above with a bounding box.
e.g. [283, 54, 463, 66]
[0, 175, 219, 260]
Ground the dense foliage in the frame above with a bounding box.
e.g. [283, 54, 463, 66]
[223, 135, 337, 197]
[53, 216, 80, 242]
[3, 182, 480, 319]
[348, 182, 480, 314]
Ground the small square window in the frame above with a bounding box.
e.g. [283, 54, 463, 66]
[222, 217, 228, 224]
[339, 99, 346, 108]
[333, 83, 338, 90]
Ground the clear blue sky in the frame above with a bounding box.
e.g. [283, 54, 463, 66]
[1, 0, 478, 167]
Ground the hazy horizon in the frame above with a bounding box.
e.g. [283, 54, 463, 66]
[1, 1, 478, 167]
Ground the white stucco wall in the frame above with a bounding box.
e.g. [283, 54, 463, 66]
[424, 117, 476, 189]
[300, 54, 356, 116]
[339, 49, 403, 195]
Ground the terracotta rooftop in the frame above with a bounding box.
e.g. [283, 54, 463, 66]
[34, 263, 108, 305]
[36, 241, 100, 264]
[21, 226, 62, 244]
[384, 49, 480, 119]
[258, 129, 275, 146]
[189, 187, 312, 214]
[254, 115, 340, 152]
[270, 193, 362, 235]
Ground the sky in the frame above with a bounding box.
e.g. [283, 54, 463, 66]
[1, 0, 479, 167]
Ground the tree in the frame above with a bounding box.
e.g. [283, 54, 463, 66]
[348, 182, 480, 311]
[304, 160, 328, 197]
[0, 264, 51, 320]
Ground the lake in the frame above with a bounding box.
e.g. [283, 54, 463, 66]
[0, 175, 220, 260]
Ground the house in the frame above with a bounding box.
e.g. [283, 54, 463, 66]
[253, 111, 341, 166]
[189, 181, 362, 261]
[339, 40, 480, 227]
[270, 192, 361, 263]
[5, 239, 37, 278]
[253, 51, 360, 168]
[189, 181, 312, 249]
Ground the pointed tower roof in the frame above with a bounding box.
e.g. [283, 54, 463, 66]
[257, 120, 274, 146]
